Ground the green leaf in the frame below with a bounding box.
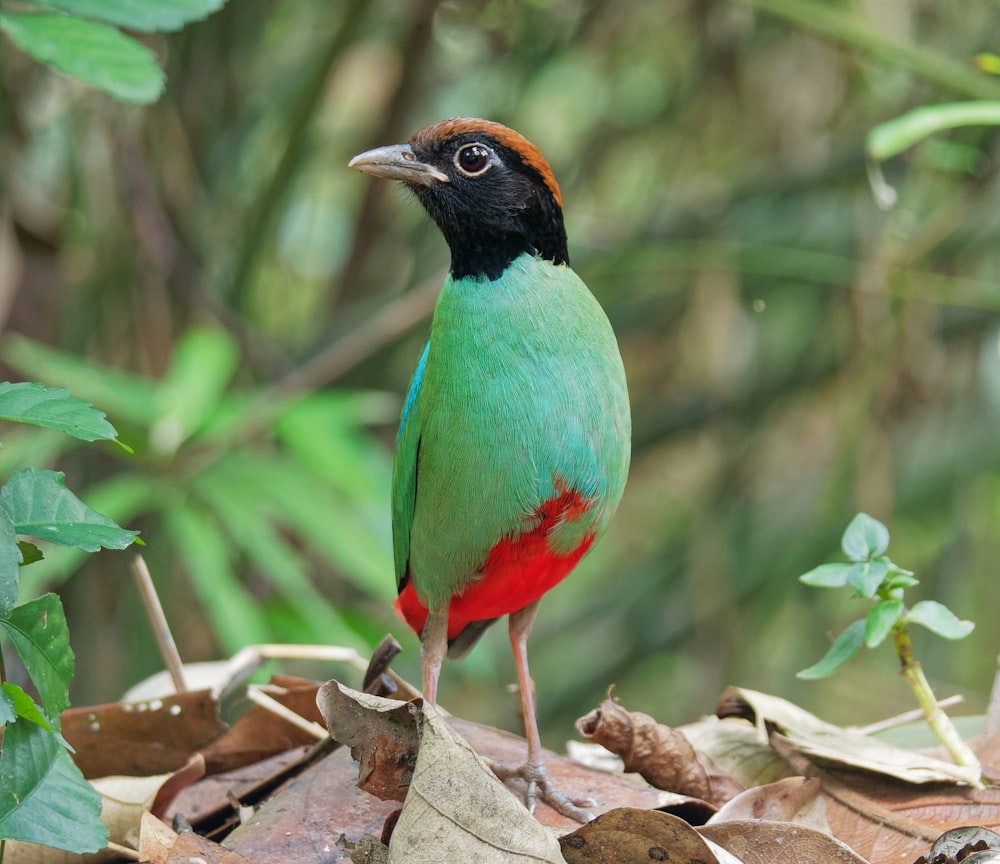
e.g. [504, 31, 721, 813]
[0, 720, 107, 852]
[0, 468, 139, 552]
[0, 594, 74, 718]
[0, 11, 164, 104]
[867, 101, 1000, 163]
[2, 683, 64, 741]
[846, 559, 888, 598]
[150, 328, 239, 455]
[34, 0, 230, 33]
[797, 618, 866, 679]
[17, 541, 43, 566]
[0, 381, 120, 443]
[905, 600, 975, 640]
[0, 687, 14, 726]
[0, 509, 19, 613]
[865, 599, 903, 648]
[841, 512, 890, 561]
[799, 562, 854, 588]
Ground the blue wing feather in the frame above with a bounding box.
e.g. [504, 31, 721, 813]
[392, 340, 429, 590]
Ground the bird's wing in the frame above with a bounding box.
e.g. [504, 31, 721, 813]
[391, 340, 429, 591]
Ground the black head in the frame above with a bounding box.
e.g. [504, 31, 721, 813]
[349, 118, 568, 280]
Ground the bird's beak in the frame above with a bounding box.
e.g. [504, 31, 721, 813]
[348, 144, 450, 188]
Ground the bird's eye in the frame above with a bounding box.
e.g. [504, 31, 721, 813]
[454, 143, 492, 176]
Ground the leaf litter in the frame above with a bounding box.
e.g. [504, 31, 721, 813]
[22, 639, 1000, 864]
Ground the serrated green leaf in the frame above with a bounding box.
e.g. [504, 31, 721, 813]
[0, 11, 164, 104]
[865, 598, 903, 648]
[0, 381, 119, 443]
[799, 562, 854, 588]
[905, 600, 975, 640]
[842, 512, 890, 561]
[0, 594, 74, 719]
[0, 468, 139, 552]
[797, 618, 866, 679]
[0, 509, 19, 612]
[847, 559, 888, 598]
[33, 0, 230, 33]
[0, 719, 106, 852]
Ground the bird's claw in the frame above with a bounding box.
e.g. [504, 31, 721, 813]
[490, 759, 595, 823]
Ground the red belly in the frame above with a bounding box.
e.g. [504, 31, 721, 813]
[394, 487, 594, 640]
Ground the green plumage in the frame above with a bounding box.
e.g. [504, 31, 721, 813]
[393, 252, 631, 612]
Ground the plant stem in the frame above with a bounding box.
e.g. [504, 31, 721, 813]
[892, 623, 984, 785]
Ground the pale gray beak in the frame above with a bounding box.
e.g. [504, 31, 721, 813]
[348, 143, 450, 188]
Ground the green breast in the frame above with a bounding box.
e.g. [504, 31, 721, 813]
[396, 253, 630, 611]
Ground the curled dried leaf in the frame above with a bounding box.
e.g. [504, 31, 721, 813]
[576, 697, 714, 802]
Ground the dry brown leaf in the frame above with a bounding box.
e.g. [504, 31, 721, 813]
[200, 677, 325, 774]
[701, 820, 870, 863]
[718, 688, 981, 786]
[317, 680, 420, 801]
[62, 688, 227, 778]
[711, 776, 829, 831]
[576, 696, 718, 803]
[560, 808, 722, 864]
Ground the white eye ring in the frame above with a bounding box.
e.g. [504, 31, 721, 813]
[454, 143, 494, 177]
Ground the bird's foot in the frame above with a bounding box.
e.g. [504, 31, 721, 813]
[490, 758, 595, 823]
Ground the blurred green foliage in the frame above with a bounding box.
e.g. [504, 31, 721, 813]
[2, 0, 999, 746]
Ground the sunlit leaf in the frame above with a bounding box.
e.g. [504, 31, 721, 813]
[797, 619, 866, 679]
[0, 11, 164, 104]
[841, 512, 890, 561]
[864, 599, 903, 648]
[0, 720, 106, 852]
[905, 600, 975, 640]
[798, 562, 853, 588]
[35, 0, 231, 33]
[0, 382, 120, 443]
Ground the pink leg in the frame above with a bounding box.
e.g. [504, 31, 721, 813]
[421, 603, 449, 706]
[492, 600, 593, 822]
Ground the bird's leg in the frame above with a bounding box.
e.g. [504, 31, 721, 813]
[491, 600, 594, 822]
[420, 603, 450, 706]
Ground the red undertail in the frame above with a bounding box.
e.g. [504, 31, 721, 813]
[395, 487, 595, 640]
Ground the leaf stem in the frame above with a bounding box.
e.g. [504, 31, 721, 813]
[892, 622, 983, 785]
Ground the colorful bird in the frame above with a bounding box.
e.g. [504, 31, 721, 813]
[349, 118, 630, 819]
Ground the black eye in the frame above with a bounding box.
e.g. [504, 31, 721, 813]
[455, 143, 492, 176]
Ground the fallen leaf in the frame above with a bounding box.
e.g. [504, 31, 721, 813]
[680, 715, 794, 791]
[317, 680, 420, 801]
[718, 688, 980, 786]
[62, 688, 227, 778]
[576, 696, 716, 802]
[701, 820, 870, 863]
[559, 808, 721, 863]
[384, 696, 566, 863]
[914, 826, 1000, 863]
[711, 776, 829, 831]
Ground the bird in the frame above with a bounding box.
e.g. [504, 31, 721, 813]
[349, 118, 630, 820]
